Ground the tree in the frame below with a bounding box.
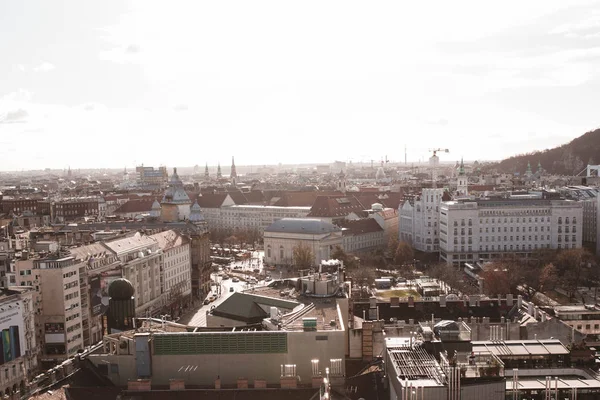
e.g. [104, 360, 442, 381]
[388, 235, 399, 256]
[394, 242, 414, 266]
[331, 245, 357, 269]
[292, 243, 314, 270]
[554, 248, 594, 297]
[538, 263, 559, 292]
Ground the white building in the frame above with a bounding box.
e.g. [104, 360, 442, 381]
[263, 218, 343, 267]
[439, 198, 583, 266]
[150, 230, 192, 302]
[104, 233, 163, 316]
[399, 188, 445, 252]
[220, 205, 311, 234]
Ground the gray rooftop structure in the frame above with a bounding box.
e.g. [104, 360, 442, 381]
[264, 218, 341, 234]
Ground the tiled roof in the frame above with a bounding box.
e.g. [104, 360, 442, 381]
[114, 198, 158, 214]
[307, 195, 366, 218]
[378, 208, 398, 220]
[265, 218, 341, 234]
[227, 190, 248, 205]
[272, 191, 320, 207]
[243, 190, 265, 204]
[150, 229, 189, 251]
[339, 218, 383, 235]
[197, 193, 230, 208]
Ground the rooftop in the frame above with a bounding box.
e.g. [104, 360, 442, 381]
[264, 218, 341, 234]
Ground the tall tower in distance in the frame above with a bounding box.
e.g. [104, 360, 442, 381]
[217, 162, 222, 179]
[204, 163, 209, 181]
[456, 158, 468, 196]
[230, 157, 237, 179]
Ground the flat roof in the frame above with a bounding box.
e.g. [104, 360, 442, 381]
[472, 339, 569, 357]
[508, 377, 600, 391]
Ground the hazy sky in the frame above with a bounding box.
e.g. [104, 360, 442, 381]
[1, 1, 600, 171]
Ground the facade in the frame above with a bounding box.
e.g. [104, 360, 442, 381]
[219, 205, 311, 234]
[161, 168, 192, 222]
[340, 218, 385, 253]
[149, 230, 192, 316]
[583, 197, 597, 252]
[35, 256, 84, 362]
[136, 166, 168, 187]
[370, 205, 398, 243]
[69, 243, 122, 346]
[263, 218, 343, 266]
[440, 198, 583, 266]
[103, 234, 163, 316]
[0, 288, 37, 398]
[399, 188, 445, 252]
[51, 197, 100, 223]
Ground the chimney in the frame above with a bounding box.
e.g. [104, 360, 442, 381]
[517, 295, 523, 308]
[169, 379, 185, 391]
[280, 376, 298, 389]
[215, 377, 221, 389]
[254, 379, 267, 389]
[506, 294, 513, 306]
[127, 379, 151, 391]
[237, 378, 248, 389]
[439, 294, 446, 307]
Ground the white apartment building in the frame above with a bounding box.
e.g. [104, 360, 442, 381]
[104, 233, 162, 317]
[399, 188, 445, 252]
[439, 198, 583, 266]
[35, 256, 84, 362]
[149, 230, 192, 303]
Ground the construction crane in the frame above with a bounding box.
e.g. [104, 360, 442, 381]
[428, 148, 450, 188]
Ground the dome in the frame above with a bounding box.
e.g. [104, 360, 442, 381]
[375, 167, 386, 180]
[108, 278, 135, 300]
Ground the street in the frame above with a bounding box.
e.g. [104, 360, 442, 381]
[179, 251, 269, 327]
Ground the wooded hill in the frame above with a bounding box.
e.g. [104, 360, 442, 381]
[489, 128, 600, 176]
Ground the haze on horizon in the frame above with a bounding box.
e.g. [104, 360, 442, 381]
[1, 0, 600, 171]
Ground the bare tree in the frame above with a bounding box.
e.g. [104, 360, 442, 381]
[292, 242, 314, 270]
[394, 241, 414, 266]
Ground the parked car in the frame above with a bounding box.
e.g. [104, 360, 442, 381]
[232, 277, 240, 283]
[221, 275, 230, 280]
[203, 299, 210, 305]
[265, 276, 272, 282]
[229, 287, 234, 292]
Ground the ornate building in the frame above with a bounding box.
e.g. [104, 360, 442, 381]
[160, 168, 192, 222]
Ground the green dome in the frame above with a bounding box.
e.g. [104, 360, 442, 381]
[108, 278, 135, 300]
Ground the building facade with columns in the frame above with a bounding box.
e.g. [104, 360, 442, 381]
[439, 198, 583, 266]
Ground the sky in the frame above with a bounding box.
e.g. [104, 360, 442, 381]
[1, 1, 600, 171]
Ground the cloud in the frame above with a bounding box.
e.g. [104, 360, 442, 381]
[0, 109, 29, 124]
[33, 62, 56, 72]
[173, 104, 188, 111]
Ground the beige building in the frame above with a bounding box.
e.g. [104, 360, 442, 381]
[104, 234, 162, 317]
[149, 230, 192, 316]
[69, 243, 122, 346]
[263, 218, 343, 267]
[35, 256, 84, 363]
[0, 287, 37, 398]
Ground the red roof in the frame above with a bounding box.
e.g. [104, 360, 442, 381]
[114, 198, 157, 214]
[307, 195, 366, 218]
[338, 218, 383, 235]
[197, 193, 230, 208]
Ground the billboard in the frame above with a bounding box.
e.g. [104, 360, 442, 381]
[0, 303, 25, 365]
[93, 269, 122, 316]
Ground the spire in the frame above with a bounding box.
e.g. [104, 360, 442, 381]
[526, 161, 533, 176]
[458, 158, 465, 176]
[230, 156, 237, 179]
[204, 163, 209, 180]
[217, 162, 222, 179]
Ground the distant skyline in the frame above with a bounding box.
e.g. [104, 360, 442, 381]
[1, 0, 600, 171]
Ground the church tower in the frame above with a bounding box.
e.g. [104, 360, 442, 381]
[336, 170, 347, 193]
[204, 163, 209, 181]
[230, 156, 237, 186]
[456, 158, 468, 196]
[160, 167, 192, 221]
[217, 163, 222, 179]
